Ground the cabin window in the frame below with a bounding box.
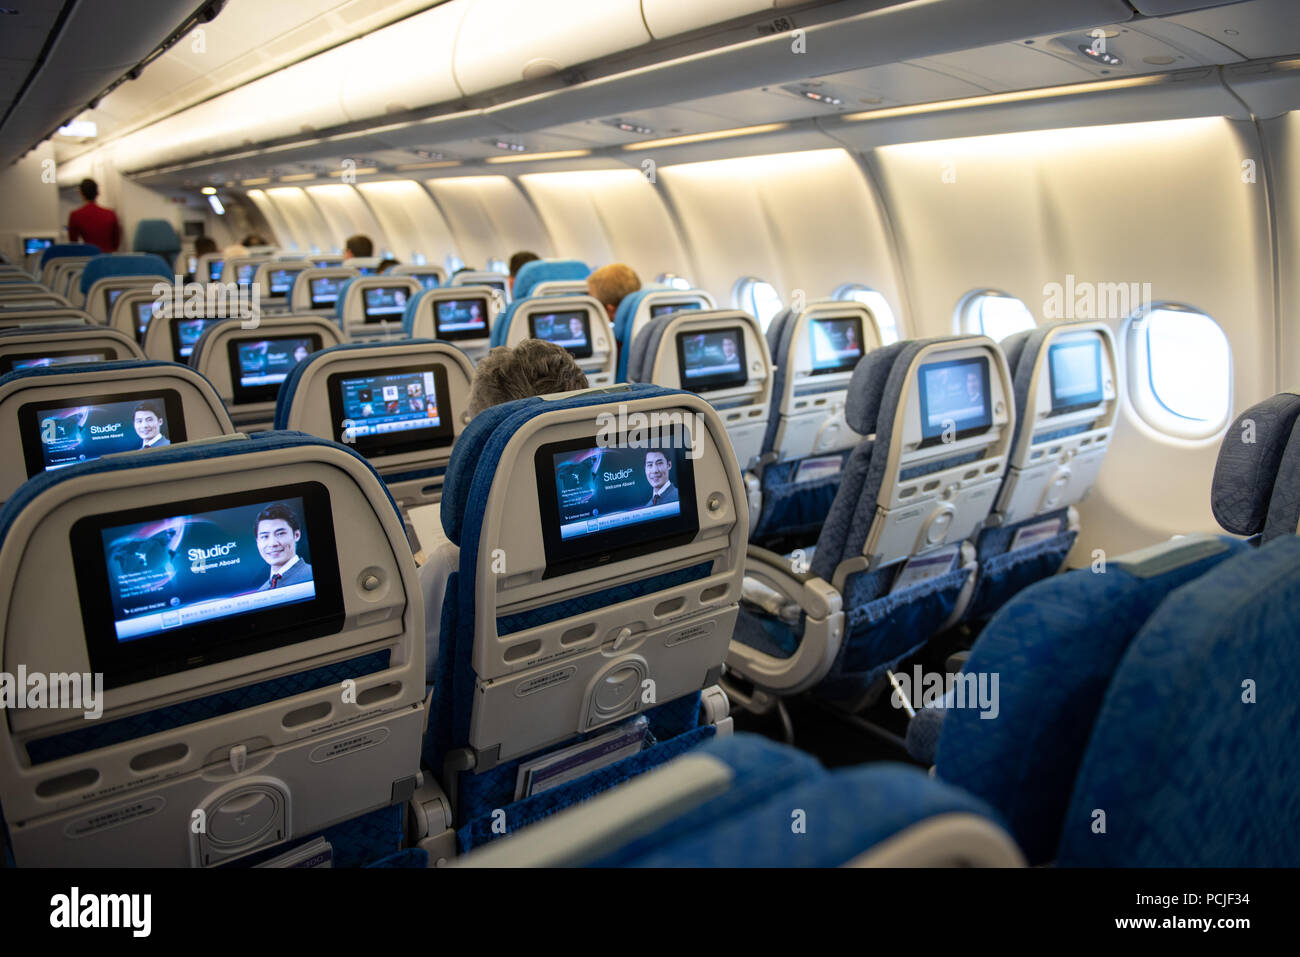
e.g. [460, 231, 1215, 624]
[833, 283, 901, 345]
[656, 272, 693, 291]
[732, 277, 782, 331]
[958, 291, 1036, 342]
[487, 257, 508, 274]
[1127, 304, 1232, 440]
[445, 253, 464, 274]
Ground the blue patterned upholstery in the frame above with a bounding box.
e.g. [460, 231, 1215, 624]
[1263, 416, 1300, 541]
[1058, 536, 1300, 866]
[588, 732, 826, 866]
[39, 243, 100, 268]
[1210, 393, 1300, 536]
[512, 259, 589, 301]
[428, 383, 728, 850]
[80, 253, 172, 294]
[616, 749, 1008, 867]
[934, 535, 1247, 864]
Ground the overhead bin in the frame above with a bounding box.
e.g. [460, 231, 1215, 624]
[642, 0, 808, 40]
[340, 3, 465, 121]
[453, 0, 650, 92]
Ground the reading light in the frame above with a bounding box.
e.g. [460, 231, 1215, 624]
[841, 74, 1166, 122]
[485, 149, 591, 164]
[803, 91, 844, 106]
[491, 141, 529, 152]
[200, 186, 217, 195]
[621, 123, 788, 150]
[396, 160, 462, 170]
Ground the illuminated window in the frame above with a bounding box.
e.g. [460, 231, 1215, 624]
[732, 277, 783, 331]
[656, 272, 692, 291]
[959, 291, 1036, 342]
[487, 257, 508, 274]
[1126, 304, 1231, 439]
[445, 253, 464, 274]
[833, 283, 901, 345]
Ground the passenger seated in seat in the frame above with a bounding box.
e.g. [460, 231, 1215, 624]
[587, 263, 641, 323]
[344, 235, 374, 259]
[508, 251, 539, 293]
[378, 257, 400, 272]
[466, 338, 589, 417]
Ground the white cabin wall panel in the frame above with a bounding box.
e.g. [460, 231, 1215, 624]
[260, 187, 337, 253]
[425, 176, 554, 270]
[871, 117, 1274, 556]
[356, 180, 458, 263]
[658, 149, 901, 310]
[304, 184, 390, 254]
[871, 139, 1054, 336]
[244, 190, 295, 249]
[519, 170, 692, 279]
[1263, 111, 1299, 391]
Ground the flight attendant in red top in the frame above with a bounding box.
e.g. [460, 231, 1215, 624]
[67, 179, 121, 253]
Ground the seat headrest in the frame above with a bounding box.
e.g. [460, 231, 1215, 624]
[272, 338, 451, 429]
[80, 254, 172, 293]
[1262, 413, 1300, 542]
[844, 341, 909, 434]
[133, 219, 181, 255]
[1059, 535, 1300, 866]
[40, 244, 100, 267]
[440, 383, 673, 546]
[512, 259, 589, 300]
[1211, 392, 1300, 536]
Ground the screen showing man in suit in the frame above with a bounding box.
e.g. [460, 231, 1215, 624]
[255, 503, 313, 591]
[100, 496, 316, 642]
[551, 444, 686, 542]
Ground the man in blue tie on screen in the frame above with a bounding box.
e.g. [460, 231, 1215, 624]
[644, 450, 678, 508]
[255, 503, 313, 591]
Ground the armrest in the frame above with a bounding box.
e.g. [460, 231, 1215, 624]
[452, 753, 734, 868]
[726, 545, 845, 697]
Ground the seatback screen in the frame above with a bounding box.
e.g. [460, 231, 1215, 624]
[23, 237, 53, 255]
[434, 298, 489, 340]
[1048, 337, 1104, 413]
[71, 482, 345, 688]
[228, 335, 321, 403]
[19, 389, 187, 477]
[529, 310, 593, 359]
[208, 260, 224, 281]
[676, 327, 747, 392]
[362, 286, 409, 322]
[535, 432, 698, 577]
[650, 301, 702, 319]
[809, 316, 863, 375]
[268, 268, 301, 297]
[327, 363, 454, 459]
[235, 263, 256, 286]
[413, 273, 441, 290]
[170, 316, 226, 362]
[105, 288, 123, 316]
[310, 277, 343, 309]
[917, 355, 992, 447]
[136, 300, 162, 341]
[1, 349, 114, 374]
